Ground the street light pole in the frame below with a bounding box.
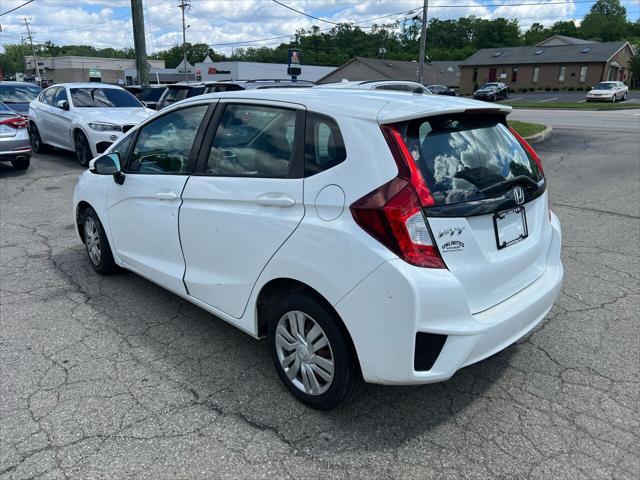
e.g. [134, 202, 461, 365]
[178, 0, 190, 83]
[417, 0, 428, 85]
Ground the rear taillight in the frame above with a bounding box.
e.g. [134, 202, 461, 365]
[509, 127, 544, 176]
[350, 125, 445, 269]
[0, 116, 28, 129]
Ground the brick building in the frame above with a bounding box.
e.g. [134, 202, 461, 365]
[458, 35, 634, 95]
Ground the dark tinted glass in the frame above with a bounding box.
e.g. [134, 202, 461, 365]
[206, 104, 296, 178]
[162, 87, 189, 104]
[402, 114, 543, 206]
[70, 88, 142, 107]
[128, 105, 208, 174]
[138, 87, 166, 102]
[187, 86, 205, 97]
[305, 112, 346, 176]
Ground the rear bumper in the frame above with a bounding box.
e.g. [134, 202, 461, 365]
[335, 212, 563, 385]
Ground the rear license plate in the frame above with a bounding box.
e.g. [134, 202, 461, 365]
[493, 207, 528, 249]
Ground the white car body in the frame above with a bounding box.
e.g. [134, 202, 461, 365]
[586, 81, 628, 102]
[29, 83, 154, 157]
[316, 80, 431, 94]
[73, 89, 562, 407]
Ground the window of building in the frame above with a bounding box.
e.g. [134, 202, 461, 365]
[532, 66, 540, 83]
[559, 65, 566, 82]
[472, 67, 478, 82]
[579, 65, 587, 83]
[511, 67, 518, 82]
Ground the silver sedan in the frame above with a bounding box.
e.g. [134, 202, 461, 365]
[0, 101, 31, 170]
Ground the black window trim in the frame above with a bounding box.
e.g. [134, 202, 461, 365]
[193, 100, 306, 179]
[120, 101, 217, 175]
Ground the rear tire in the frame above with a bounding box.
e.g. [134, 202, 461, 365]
[74, 131, 93, 167]
[622, 92, 628, 101]
[29, 123, 49, 153]
[267, 292, 358, 410]
[11, 157, 30, 170]
[82, 207, 117, 275]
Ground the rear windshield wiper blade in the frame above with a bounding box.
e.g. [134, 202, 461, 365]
[478, 175, 540, 195]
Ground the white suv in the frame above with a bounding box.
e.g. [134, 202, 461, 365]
[73, 89, 563, 409]
[29, 83, 154, 165]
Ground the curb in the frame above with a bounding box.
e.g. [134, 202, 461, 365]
[524, 125, 552, 144]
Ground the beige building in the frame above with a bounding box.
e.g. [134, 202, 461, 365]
[24, 56, 165, 85]
[458, 36, 634, 95]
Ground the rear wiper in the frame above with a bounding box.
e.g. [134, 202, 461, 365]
[478, 175, 540, 195]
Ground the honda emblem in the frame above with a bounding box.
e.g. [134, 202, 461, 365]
[512, 186, 525, 205]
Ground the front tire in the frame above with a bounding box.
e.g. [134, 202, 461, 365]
[82, 207, 116, 275]
[11, 157, 30, 170]
[622, 92, 628, 101]
[267, 292, 358, 410]
[74, 131, 93, 167]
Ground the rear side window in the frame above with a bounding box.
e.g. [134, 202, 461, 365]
[127, 105, 208, 174]
[138, 88, 165, 102]
[401, 114, 543, 206]
[187, 86, 205, 97]
[205, 104, 297, 178]
[305, 113, 346, 176]
[163, 88, 189, 104]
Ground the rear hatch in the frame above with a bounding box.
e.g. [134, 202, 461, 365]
[395, 112, 550, 313]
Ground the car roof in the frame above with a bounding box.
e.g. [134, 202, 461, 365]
[177, 88, 510, 123]
[55, 83, 125, 89]
[317, 80, 425, 90]
[0, 81, 40, 86]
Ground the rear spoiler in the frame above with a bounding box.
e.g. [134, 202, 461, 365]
[377, 101, 511, 125]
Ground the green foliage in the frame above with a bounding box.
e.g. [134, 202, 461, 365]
[0, 3, 636, 76]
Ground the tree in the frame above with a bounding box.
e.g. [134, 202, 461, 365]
[581, 0, 628, 41]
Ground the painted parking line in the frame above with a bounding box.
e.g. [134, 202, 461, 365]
[619, 99, 639, 104]
[537, 97, 559, 103]
[578, 99, 587, 103]
[508, 97, 523, 101]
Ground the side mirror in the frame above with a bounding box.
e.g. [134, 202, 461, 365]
[56, 100, 69, 110]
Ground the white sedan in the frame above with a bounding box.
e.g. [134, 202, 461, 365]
[29, 83, 155, 165]
[586, 81, 629, 102]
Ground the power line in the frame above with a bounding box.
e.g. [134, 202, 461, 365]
[0, 0, 34, 17]
[271, 0, 340, 25]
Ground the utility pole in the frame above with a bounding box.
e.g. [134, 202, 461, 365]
[131, 0, 149, 86]
[23, 18, 41, 85]
[417, 0, 428, 85]
[178, 0, 190, 83]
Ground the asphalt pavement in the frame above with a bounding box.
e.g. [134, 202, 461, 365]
[510, 107, 640, 133]
[503, 90, 640, 104]
[1, 117, 638, 479]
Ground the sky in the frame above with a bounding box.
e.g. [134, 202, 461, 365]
[1, 0, 639, 56]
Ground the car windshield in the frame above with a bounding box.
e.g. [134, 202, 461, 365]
[400, 113, 543, 206]
[480, 83, 499, 89]
[594, 83, 615, 90]
[70, 88, 142, 107]
[0, 84, 41, 103]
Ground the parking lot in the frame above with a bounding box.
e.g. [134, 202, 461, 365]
[499, 90, 640, 105]
[1, 111, 639, 479]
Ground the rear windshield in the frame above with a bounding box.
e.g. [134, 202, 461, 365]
[187, 86, 205, 97]
[70, 88, 142, 107]
[401, 114, 543, 206]
[138, 87, 165, 102]
[0, 84, 41, 103]
[163, 87, 189, 103]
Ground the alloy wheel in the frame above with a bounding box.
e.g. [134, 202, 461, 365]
[84, 217, 101, 266]
[274, 310, 335, 396]
[75, 133, 91, 166]
[30, 126, 41, 151]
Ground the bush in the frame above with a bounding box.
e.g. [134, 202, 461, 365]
[561, 87, 567, 91]
[568, 87, 575, 91]
[520, 87, 528, 92]
[545, 87, 551, 91]
[576, 87, 584, 91]
[552, 87, 559, 91]
[529, 87, 535, 92]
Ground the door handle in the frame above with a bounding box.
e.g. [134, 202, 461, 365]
[256, 193, 296, 208]
[156, 192, 178, 200]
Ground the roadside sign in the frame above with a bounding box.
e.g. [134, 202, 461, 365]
[89, 69, 101, 79]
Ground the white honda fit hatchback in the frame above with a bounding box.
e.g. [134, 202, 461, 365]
[73, 89, 563, 409]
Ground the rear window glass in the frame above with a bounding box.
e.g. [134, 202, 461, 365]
[402, 114, 542, 206]
[163, 87, 189, 103]
[138, 87, 165, 102]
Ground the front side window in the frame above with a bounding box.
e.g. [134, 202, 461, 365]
[400, 114, 543, 207]
[559, 66, 566, 82]
[305, 112, 346, 176]
[40, 87, 57, 106]
[52, 87, 68, 106]
[127, 105, 208, 174]
[70, 88, 142, 108]
[205, 104, 297, 178]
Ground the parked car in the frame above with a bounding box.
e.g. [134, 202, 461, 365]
[73, 89, 563, 409]
[586, 81, 628, 102]
[0, 101, 31, 170]
[473, 82, 509, 101]
[156, 83, 207, 110]
[124, 84, 168, 110]
[426, 84, 456, 96]
[0, 81, 42, 117]
[317, 80, 430, 94]
[29, 83, 155, 166]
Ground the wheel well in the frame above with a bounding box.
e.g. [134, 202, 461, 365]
[255, 278, 361, 374]
[75, 201, 92, 243]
